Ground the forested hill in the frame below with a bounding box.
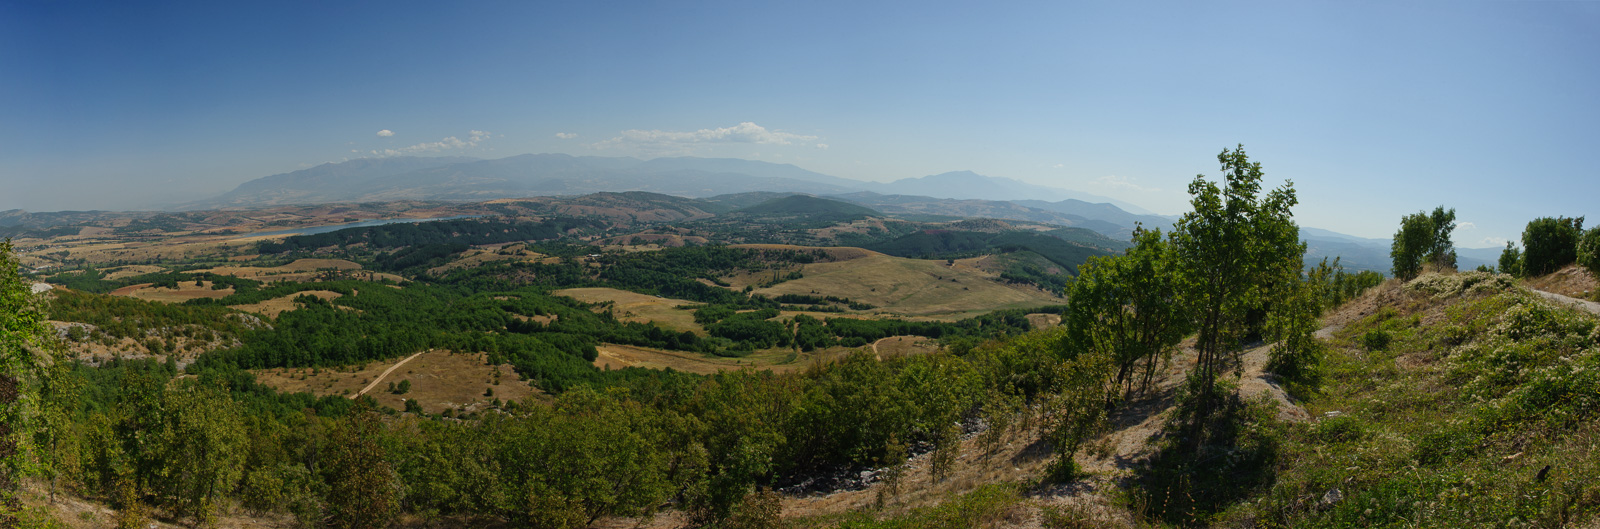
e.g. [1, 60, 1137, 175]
[867, 229, 1120, 274]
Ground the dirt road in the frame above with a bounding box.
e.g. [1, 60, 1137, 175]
[350, 350, 428, 399]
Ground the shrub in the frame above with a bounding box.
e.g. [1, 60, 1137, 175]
[1362, 330, 1392, 352]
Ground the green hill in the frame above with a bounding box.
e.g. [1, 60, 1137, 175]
[865, 229, 1118, 275]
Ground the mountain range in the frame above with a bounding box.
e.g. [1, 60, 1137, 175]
[62, 153, 1501, 274]
[180, 154, 1152, 213]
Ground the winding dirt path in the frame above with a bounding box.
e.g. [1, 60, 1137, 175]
[1530, 288, 1600, 316]
[350, 349, 428, 399]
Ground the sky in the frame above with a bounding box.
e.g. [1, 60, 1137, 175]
[2, 1, 1597, 245]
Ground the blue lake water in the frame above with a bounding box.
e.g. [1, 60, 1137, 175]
[250, 215, 482, 237]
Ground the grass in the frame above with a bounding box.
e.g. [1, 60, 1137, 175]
[251, 350, 540, 414]
[553, 286, 705, 334]
[789, 483, 1024, 529]
[753, 253, 1062, 320]
[1223, 276, 1600, 528]
[229, 289, 345, 318]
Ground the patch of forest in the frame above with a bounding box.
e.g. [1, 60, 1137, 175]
[255, 217, 606, 254]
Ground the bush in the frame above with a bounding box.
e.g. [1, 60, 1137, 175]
[1362, 330, 1392, 352]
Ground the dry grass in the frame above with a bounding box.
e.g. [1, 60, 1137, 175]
[102, 264, 166, 280]
[251, 350, 539, 414]
[1525, 264, 1598, 300]
[198, 258, 401, 283]
[1026, 313, 1062, 329]
[593, 343, 864, 375]
[871, 335, 941, 359]
[554, 287, 704, 333]
[229, 290, 345, 319]
[108, 281, 235, 303]
[753, 254, 1063, 320]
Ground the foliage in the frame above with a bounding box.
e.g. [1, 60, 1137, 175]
[1390, 206, 1456, 280]
[323, 409, 400, 529]
[1169, 145, 1303, 415]
[1522, 216, 1585, 276]
[256, 217, 605, 254]
[1500, 241, 1524, 277]
[1063, 226, 1187, 399]
[1, 239, 72, 522]
[1578, 226, 1600, 280]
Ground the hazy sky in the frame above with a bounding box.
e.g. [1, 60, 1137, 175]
[3, 1, 1596, 245]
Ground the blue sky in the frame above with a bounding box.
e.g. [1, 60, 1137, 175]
[2, 1, 1596, 245]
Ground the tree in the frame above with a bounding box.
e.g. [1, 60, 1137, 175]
[1579, 226, 1600, 280]
[1500, 242, 1524, 277]
[323, 409, 400, 529]
[1169, 146, 1302, 418]
[152, 382, 248, 526]
[1064, 226, 1188, 399]
[1390, 206, 1457, 280]
[1522, 216, 1585, 276]
[0, 239, 68, 524]
[1427, 206, 1458, 270]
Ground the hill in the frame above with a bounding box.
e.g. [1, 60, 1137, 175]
[733, 195, 879, 220]
[866, 229, 1119, 273]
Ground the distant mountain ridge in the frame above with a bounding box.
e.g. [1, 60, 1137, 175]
[184, 154, 1138, 212]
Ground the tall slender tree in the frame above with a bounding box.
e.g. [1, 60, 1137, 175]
[1169, 146, 1302, 417]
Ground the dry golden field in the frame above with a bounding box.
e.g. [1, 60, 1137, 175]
[251, 350, 539, 414]
[554, 287, 705, 333]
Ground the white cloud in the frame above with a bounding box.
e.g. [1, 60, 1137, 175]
[1093, 175, 1160, 193]
[594, 122, 824, 154]
[376, 129, 394, 137]
[815, 143, 829, 150]
[1457, 221, 1477, 231]
[1480, 237, 1509, 247]
[370, 130, 493, 157]
[555, 132, 578, 139]
[1052, 163, 1064, 169]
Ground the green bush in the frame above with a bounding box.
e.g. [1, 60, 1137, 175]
[1311, 414, 1368, 444]
[1362, 330, 1393, 352]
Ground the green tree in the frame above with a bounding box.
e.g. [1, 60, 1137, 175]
[1575, 226, 1600, 280]
[0, 239, 69, 524]
[1500, 241, 1524, 277]
[1391, 209, 1444, 280]
[152, 381, 249, 526]
[1522, 216, 1585, 276]
[1169, 146, 1302, 415]
[1064, 226, 1188, 399]
[323, 409, 400, 529]
[1427, 206, 1458, 270]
